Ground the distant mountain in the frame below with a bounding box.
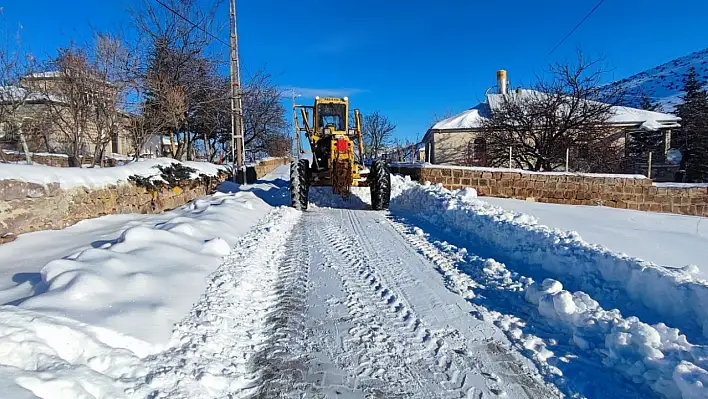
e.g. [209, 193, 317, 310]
[605, 48, 708, 113]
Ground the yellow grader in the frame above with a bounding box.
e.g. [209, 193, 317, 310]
[290, 96, 390, 210]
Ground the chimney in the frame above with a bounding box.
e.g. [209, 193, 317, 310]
[497, 70, 508, 95]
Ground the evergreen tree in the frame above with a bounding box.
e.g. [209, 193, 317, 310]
[640, 93, 662, 112]
[675, 66, 708, 182]
[626, 92, 665, 172]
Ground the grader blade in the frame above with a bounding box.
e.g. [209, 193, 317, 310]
[332, 159, 352, 198]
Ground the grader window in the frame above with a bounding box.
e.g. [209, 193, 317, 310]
[317, 103, 346, 132]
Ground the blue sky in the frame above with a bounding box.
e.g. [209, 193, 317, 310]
[3, 0, 708, 143]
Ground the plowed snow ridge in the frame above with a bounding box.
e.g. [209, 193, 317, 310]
[390, 175, 708, 398]
[135, 207, 301, 398]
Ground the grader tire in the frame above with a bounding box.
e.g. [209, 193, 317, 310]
[370, 160, 391, 210]
[290, 159, 310, 210]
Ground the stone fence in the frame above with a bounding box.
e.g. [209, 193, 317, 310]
[0, 157, 288, 243]
[3, 151, 71, 167]
[389, 164, 708, 217]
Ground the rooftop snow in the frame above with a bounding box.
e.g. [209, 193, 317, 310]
[25, 71, 62, 79]
[0, 85, 62, 103]
[432, 89, 681, 131]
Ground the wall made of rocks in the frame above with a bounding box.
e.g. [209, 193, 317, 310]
[390, 165, 708, 217]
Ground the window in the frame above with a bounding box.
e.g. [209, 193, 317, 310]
[317, 103, 346, 132]
[0, 122, 19, 142]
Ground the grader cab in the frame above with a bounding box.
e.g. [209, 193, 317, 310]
[290, 96, 391, 210]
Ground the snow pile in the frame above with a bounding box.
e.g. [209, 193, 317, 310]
[0, 165, 292, 397]
[525, 278, 708, 398]
[390, 175, 708, 344]
[136, 206, 301, 398]
[480, 196, 708, 275]
[0, 307, 150, 399]
[390, 210, 708, 398]
[17, 190, 272, 346]
[0, 158, 227, 189]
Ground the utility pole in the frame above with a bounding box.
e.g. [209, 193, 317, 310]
[229, 0, 246, 183]
[291, 88, 302, 158]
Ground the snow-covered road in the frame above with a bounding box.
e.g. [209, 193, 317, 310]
[282, 207, 558, 398]
[3, 167, 708, 398]
[135, 204, 559, 398]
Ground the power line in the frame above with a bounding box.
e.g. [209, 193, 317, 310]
[547, 0, 607, 57]
[152, 0, 229, 47]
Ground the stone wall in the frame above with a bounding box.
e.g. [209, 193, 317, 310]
[3, 152, 71, 167]
[0, 175, 225, 243]
[389, 165, 708, 217]
[0, 158, 288, 243]
[253, 158, 288, 178]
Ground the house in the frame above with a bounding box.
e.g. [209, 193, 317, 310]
[0, 71, 152, 163]
[421, 70, 682, 174]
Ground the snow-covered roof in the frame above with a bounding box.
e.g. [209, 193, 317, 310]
[25, 71, 62, 79]
[0, 85, 63, 103]
[432, 89, 681, 132]
[432, 103, 492, 130]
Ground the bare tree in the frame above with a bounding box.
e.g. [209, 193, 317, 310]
[0, 14, 36, 163]
[262, 131, 290, 158]
[125, 99, 167, 161]
[191, 75, 230, 162]
[241, 69, 288, 154]
[481, 52, 625, 172]
[85, 33, 134, 167]
[41, 46, 95, 167]
[362, 111, 396, 160]
[430, 110, 456, 126]
[131, 0, 226, 161]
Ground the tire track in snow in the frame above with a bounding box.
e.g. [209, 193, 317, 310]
[247, 216, 318, 398]
[385, 214, 663, 398]
[344, 210, 562, 399]
[133, 207, 301, 399]
[302, 208, 558, 398]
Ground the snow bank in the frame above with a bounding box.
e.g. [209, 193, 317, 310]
[138, 206, 301, 398]
[0, 158, 227, 189]
[3, 165, 290, 348]
[0, 306, 149, 399]
[0, 165, 292, 397]
[525, 278, 708, 398]
[390, 208, 708, 398]
[390, 175, 708, 345]
[17, 189, 273, 346]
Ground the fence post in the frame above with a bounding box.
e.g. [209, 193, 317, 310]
[648, 152, 653, 179]
[565, 148, 569, 172]
[509, 146, 512, 168]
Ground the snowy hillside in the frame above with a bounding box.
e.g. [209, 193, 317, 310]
[606, 47, 708, 112]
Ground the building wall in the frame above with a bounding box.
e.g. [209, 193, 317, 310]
[429, 131, 479, 165]
[389, 164, 708, 217]
[1, 102, 133, 158]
